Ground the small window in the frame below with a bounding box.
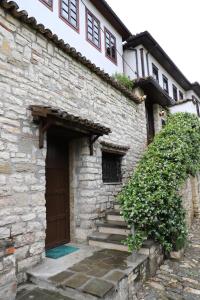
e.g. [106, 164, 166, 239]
[162, 75, 169, 93]
[86, 9, 101, 50]
[152, 64, 159, 82]
[173, 84, 178, 101]
[40, 0, 53, 9]
[102, 152, 122, 183]
[179, 91, 184, 100]
[105, 28, 117, 64]
[60, 0, 79, 31]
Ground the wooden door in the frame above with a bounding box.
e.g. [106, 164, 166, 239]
[145, 101, 155, 144]
[45, 135, 70, 249]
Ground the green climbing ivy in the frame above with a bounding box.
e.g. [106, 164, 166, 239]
[118, 113, 200, 252]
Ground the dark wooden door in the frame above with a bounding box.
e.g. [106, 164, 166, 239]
[45, 135, 70, 249]
[145, 101, 155, 144]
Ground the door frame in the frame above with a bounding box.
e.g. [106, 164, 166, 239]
[45, 133, 70, 250]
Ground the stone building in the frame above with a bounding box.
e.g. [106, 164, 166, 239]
[0, 1, 167, 291]
[0, 1, 200, 299]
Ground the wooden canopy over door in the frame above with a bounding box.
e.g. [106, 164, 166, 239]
[30, 105, 111, 249]
[45, 134, 70, 249]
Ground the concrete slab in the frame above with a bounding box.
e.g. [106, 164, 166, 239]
[104, 270, 126, 283]
[63, 273, 90, 289]
[49, 271, 74, 286]
[83, 278, 114, 298]
[16, 285, 73, 300]
[28, 243, 100, 279]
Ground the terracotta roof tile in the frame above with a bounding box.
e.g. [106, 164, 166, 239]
[30, 105, 111, 135]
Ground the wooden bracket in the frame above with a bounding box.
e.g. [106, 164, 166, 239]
[39, 119, 52, 148]
[89, 135, 100, 156]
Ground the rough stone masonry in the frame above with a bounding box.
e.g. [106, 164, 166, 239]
[0, 4, 149, 286]
[0, 3, 199, 299]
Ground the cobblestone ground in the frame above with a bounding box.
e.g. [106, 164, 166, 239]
[137, 219, 200, 300]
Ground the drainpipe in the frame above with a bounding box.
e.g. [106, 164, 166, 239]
[122, 51, 125, 75]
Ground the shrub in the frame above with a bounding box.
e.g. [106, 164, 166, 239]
[112, 73, 133, 91]
[118, 113, 200, 252]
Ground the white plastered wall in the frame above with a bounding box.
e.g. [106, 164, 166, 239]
[14, 0, 124, 75]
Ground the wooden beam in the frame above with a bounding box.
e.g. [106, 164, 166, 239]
[38, 119, 52, 148]
[89, 135, 101, 155]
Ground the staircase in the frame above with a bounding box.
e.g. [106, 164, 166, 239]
[88, 203, 130, 252]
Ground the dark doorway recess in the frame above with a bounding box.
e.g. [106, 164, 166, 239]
[145, 100, 155, 144]
[45, 131, 70, 249]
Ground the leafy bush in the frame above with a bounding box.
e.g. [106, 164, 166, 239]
[118, 113, 200, 252]
[113, 73, 134, 91]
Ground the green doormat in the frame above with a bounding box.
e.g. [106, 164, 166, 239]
[46, 245, 79, 259]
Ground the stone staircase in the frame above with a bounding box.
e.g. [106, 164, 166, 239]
[88, 203, 130, 252]
[26, 202, 164, 299]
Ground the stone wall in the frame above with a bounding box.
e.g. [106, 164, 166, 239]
[153, 104, 167, 134]
[181, 175, 200, 228]
[0, 7, 147, 282]
[0, 239, 17, 300]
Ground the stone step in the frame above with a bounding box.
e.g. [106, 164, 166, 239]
[88, 232, 128, 252]
[97, 222, 130, 236]
[27, 246, 152, 300]
[106, 211, 124, 222]
[114, 203, 120, 211]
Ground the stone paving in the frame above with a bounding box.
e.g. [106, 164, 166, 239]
[137, 219, 200, 300]
[48, 249, 129, 298]
[16, 285, 74, 300]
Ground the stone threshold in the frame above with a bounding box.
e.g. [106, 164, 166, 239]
[24, 242, 164, 299]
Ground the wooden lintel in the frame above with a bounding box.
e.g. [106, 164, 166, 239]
[38, 119, 52, 149]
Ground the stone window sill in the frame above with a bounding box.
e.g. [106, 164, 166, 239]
[103, 182, 122, 185]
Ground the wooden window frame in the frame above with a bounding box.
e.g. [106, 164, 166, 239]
[86, 9, 101, 52]
[172, 84, 178, 101]
[102, 151, 122, 184]
[59, 0, 79, 33]
[152, 63, 159, 83]
[39, 0, 53, 11]
[179, 90, 184, 100]
[162, 74, 169, 94]
[104, 27, 117, 65]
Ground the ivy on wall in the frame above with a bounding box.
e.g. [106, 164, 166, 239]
[118, 113, 200, 252]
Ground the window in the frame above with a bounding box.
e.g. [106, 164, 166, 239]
[60, 0, 79, 31]
[179, 91, 184, 100]
[173, 84, 178, 101]
[105, 28, 117, 64]
[40, 0, 53, 9]
[102, 152, 122, 183]
[152, 64, 159, 82]
[86, 9, 101, 50]
[162, 75, 169, 93]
